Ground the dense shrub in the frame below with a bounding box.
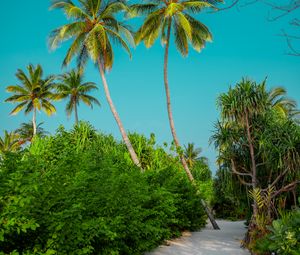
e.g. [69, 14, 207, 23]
[255, 204, 300, 255]
[212, 167, 250, 220]
[0, 123, 207, 254]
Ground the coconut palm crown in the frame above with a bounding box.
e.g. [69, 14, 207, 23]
[132, 0, 219, 55]
[5, 64, 56, 136]
[54, 69, 100, 124]
[49, 0, 134, 70]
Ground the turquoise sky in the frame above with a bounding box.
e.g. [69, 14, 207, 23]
[0, 1, 299, 172]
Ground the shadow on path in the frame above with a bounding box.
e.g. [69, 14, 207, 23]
[146, 220, 250, 255]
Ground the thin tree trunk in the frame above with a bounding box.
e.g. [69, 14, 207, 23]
[164, 20, 219, 230]
[32, 107, 37, 136]
[164, 20, 194, 182]
[245, 111, 258, 218]
[74, 101, 79, 125]
[97, 59, 142, 169]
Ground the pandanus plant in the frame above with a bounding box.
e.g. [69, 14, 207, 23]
[49, 0, 141, 168]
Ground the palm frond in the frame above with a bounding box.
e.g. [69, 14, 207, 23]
[63, 33, 87, 66]
[106, 28, 132, 58]
[176, 13, 192, 40]
[101, 2, 129, 19]
[9, 102, 28, 115]
[49, 22, 86, 50]
[51, 0, 88, 19]
[135, 10, 164, 45]
[85, 24, 107, 62]
[129, 4, 158, 17]
[173, 18, 189, 56]
[41, 100, 56, 116]
[182, 1, 213, 13]
[79, 94, 101, 107]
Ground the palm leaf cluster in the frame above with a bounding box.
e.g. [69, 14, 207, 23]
[5, 64, 99, 137]
[0, 131, 20, 155]
[132, 0, 218, 55]
[49, 0, 134, 70]
[54, 69, 100, 123]
[5, 64, 56, 116]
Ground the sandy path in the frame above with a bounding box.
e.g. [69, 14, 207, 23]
[146, 220, 250, 255]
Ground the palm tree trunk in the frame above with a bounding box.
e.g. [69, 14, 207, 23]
[164, 20, 194, 182]
[164, 21, 219, 230]
[74, 101, 79, 125]
[97, 59, 142, 170]
[32, 107, 37, 136]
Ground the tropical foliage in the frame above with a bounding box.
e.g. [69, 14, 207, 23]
[212, 78, 300, 250]
[0, 123, 208, 254]
[255, 202, 300, 255]
[212, 166, 250, 220]
[54, 69, 100, 124]
[5, 64, 56, 136]
[49, 0, 141, 167]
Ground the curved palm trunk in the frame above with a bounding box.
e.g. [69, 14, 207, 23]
[164, 21, 219, 230]
[32, 107, 37, 136]
[97, 59, 142, 170]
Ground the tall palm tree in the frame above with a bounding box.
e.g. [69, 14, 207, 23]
[132, 0, 216, 180]
[49, 0, 141, 168]
[55, 69, 100, 124]
[184, 142, 207, 168]
[5, 64, 56, 136]
[15, 122, 48, 145]
[0, 131, 20, 155]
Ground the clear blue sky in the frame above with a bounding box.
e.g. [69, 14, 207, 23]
[0, 1, 299, 172]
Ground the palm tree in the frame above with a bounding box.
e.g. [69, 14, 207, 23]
[54, 69, 100, 124]
[184, 143, 208, 168]
[132, 0, 215, 180]
[16, 122, 48, 145]
[268, 86, 300, 121]
[0, 131, 20, 155]
[49, 0, 141, 168]
[5, 64, 56, 136]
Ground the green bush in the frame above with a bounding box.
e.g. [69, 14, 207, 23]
[0, 123, 206, 254]
[255, 204, 300, 255]
[212, 167, 250, 220]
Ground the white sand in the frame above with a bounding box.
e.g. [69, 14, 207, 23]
[146, 220, 250, 255]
